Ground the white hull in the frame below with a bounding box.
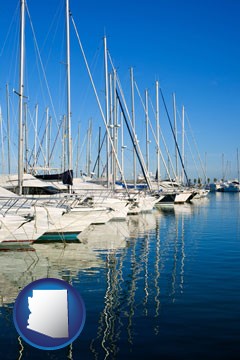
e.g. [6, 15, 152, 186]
[174, 191, 194, 204]
[0, 206, 65, 244]
[192, 189, 210, 199]
[45, 206, 115, 234]
[90, 197, 130, 220]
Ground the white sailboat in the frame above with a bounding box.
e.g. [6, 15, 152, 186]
[0, 185, 67, 246]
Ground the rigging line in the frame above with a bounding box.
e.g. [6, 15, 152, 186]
[80, 40, 103, 111]
[92, 131, 107, 174]
[27, 107, 48, 168]
[176, 108, 200, 179]
[0, 106, 9, 138]
[116, 90, 152, 190]
[35, 123, 47, 165]
[7, 96, 18, 167]
[91, 132, 99, 155]
[108, 52, 152, 190]
[40, 0, 64, 64]
[31, 44, 49, 110]
[0, 3, 19, 57]
[49, 116, 64, 162]
[148, 94, 177, 179]
[73, 128, 91, 176]
[160, 88, 189, 185]
[30, 110, 48, 164]
[31, 110, 46, 164]
[0, 108, 5, 174]
[24, 106, 35, 166]
[78, 132, 88, 167]
[70, 13, 129, 194]
[4, 8, 19, 86]
[185, 111, 207, 182]
[72, 123, 88, 175]
[184, 124, 200, 180]
[25, 3, 60, 132]
[72, 129, 78, 152]
[135, 82, 175, 181]
[72, 130, 88, 176]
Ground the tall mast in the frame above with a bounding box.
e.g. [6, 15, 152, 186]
[112, 69, 117, 189]
[145, 89, 149, 172]
[86, 119, 92, 177]
[156, 81, 160, 186]
[109, 72, 113, 178]
[172, 93, 178, 179]
[45, 107, 49, 173]
[97, 126, 101, 178]
[103, 35, 110, 187]
[120, 112, 125, 176]
[34, 104, 38, 172]
[48, 116, 52, 171]
[204, 152, 207, 184]
[24, 102, 28, 173]
[76, 123, 80, 177]
[18, 0, 25, 195]
[130, 67, 137, 188]
[66, 0, 72, 187]
[6, 84, 11, 174]
[181, 105, 185, 184]
[237, 148, 239, 183]
[222, 153, 224, 181]
[0, 107, 4, 174]
[62, 115, 66, 172]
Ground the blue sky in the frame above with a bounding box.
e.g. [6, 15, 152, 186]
[0, 0, 240, 181]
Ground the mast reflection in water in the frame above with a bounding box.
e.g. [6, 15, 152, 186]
[1, 193, 240, 360]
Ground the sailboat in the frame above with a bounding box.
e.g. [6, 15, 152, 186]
[0, 1, 67, 247]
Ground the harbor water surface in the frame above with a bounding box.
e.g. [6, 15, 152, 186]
[0, 192, 240, 359]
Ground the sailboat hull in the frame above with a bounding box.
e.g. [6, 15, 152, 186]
[36, 231, 80, 243]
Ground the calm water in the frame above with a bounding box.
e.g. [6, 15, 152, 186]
[0, 193, 240, 360]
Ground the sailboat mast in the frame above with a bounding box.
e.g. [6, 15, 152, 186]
[76, 123, 80, 177]
[97, 126, 101, 178]
[156, 81, 160, 186]
[130, 67, 137, 188]
[48, 116, 52, 171]
[86, 118, 92, 176]
[120, 112, 125, 176]
[103, 35, 110, 187]
[6, 84, 11, 174]
[18, 0, 25, 195]
[62, 115, 66, 173]
[145, 89, 149, 172]
[237, 148, 239, 183]
[109, 72, 113, 178]
[181, 105, 185, 184]
[172, 93, 178, 179]
[45, 107, 49, 173]
[34, 104, 38, 172]
[222, 153, 224, 181]
[66, 0, 72, 187]
[0, 107, 4, 174]
[112, 69, 117, 189]
[24, 102, 28, 173]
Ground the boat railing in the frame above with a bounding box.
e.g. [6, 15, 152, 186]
[0, 195, 74, 215]
[0, 187, 149, 216]
[0, 196, 33, 216]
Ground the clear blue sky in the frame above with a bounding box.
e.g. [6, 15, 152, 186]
[0, 0, 240, 181]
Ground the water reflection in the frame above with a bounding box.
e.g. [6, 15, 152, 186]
[17, 337, 24, 360]
[154, 219, 160, 335]
[88, 209, 190, 359]
[0, 202, 209, 359]
[0, 221, 132, 309]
